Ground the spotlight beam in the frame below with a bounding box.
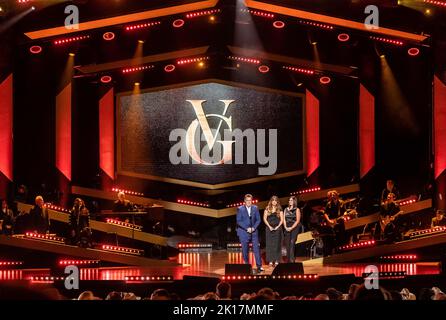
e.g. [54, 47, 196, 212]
[0, 6, 34, 34]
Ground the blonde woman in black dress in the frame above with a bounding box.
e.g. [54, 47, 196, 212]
[263, 196, 284, 266]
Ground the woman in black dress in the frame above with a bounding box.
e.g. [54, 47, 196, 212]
[263, 196, 284, 266]
[283, 196, 302, 263]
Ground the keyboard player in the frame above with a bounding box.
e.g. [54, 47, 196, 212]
[113, 192, 134, 212]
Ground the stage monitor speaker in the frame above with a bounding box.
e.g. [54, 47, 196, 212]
[225, 264, 252, 275]
[271, 263, 304, 276]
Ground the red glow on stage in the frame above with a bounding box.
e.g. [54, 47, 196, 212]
[434, 76, 446, 179]
[111, 187, 143, 196]
[177, 56, 209, 65]
[44, 203, 69, 213]
[101, 245, 144, 255]
[29, 45, 42, 54]
[408, 226, 446, 238]
[337, 33, 350, 42]
[290, 186, 321, 195]
[370, 36, 404, 46]
[173, 19, 185, 28]
[106, 218, 143, 231]
[359, 84, 375, 179]
[299, 20, 333, 30]
[100, 75, 112, 84]
[273, 20, 285, 28]
[177, 199, 211, 207]
[18, 0, 33, 3]
[305, 90, 320, 177]
[125, 21, 161, 31]
[122, 65, 154, 74]
[59, 260, 99, 266]
[0, 261, 23, 266]
[226, 199, 259, 208]
[185, 9, 220, 18]
[258, 65, 270, 73]
[99, 88, 114, 180]
[380, 255, 418, 261]
[399, 199, 417, 206]
[424, 0, 446, 7]
[240, 8, 275, 18]
[338, 240, 376, 252]
[319, 76, 331, 84]
[164, 64, 176, 72]
[283, 65, 315, 75]
[56, 83, 72, 181]
[408, 47, 420, 56]
[103, 32, 115, 41]
[53, 35, 90, 45]
[228, 56, 260, 64]
[24, 232, 65, 243]
[0, 74, 13, 181]
[125, 276, 173, 282]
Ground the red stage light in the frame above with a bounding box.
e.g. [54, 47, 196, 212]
[273, 20, 285, 29]
[370, 36, 404, 46]
[103, 32, 115, 41]
[173, 19, 185, 28]
[100, 76, 112, 84]
[164, 64, 176, 72]
[240, 8, 275, 18]
[320, 76, 331, 84]
[424, 0, 446, 7]
[29, 45, 42, 54]
[408, 47, 420, 56]
[337, 33, 350, 42]
[125, 21, 161, 31]
[53, 35, 90, 45]
[299, 20, 334, 30]
[228, 56, 260, 65]
[283, 65, 315, 75]
[122, 65, 154, 74]
[258, 65, 270, 73]
[177, 56, 209, 65]
[185, 9, 220, 19]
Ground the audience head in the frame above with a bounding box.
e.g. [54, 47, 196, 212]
[418, 288, 435, 301]
[314, 294, 329, 300]
[216, 281, 231, 300]
[353, 284, 389, 300]
[326, 288, 343, 300]
[150, 289, 170, 300]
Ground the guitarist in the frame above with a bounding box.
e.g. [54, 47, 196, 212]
[379, 193, 402, 242]
[322, 190, 347, 253]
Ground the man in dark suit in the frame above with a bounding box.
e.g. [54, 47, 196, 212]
[236, 194, 263, 273]
[113, 192, 133, 212]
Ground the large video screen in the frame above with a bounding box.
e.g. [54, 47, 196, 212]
[118, 82, 304, 186]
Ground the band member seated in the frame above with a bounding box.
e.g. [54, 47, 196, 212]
[113, 192, 133, 212]
[69, 198, 92, 247]
[431, 209, 446, 228]
[0, 199, 14, 235]
[381, 180, 400, 204]
[320, 190, 347, 255]
[378, 193, 403, 242]
[28, 196, 50, 234]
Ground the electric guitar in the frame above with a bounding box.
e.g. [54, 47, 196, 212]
[379, 210, 405, 233]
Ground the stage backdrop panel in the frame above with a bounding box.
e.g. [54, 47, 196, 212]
[118, 82, 304, 186]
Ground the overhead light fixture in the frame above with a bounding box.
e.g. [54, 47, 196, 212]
[258, 65, 270, 73]
[172, 19, 185, 28]
[100, 75, 112, 84]
[408, 47, 420, 56]
[273, 20, 285, 29]
[29, 45, 42, 54]
[103, 32, 115, 41]
[337, 33, 350, 42]
[319, 76, 331, 84]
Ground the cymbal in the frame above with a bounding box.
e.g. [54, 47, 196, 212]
[342, 198, 357, 204]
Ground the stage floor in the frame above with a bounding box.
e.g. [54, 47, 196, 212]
[0, 250, 440, 281]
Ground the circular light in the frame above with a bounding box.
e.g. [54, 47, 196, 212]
[164, 64, 176, 72]
[320, 76, 331, 84]
[134, 82, 140, 86]
[408, 47, 420, 56]
[209, 16, 215, 21]
[198, 61, 204, 67]
[273, 20, 285, 29]
[69, 53, 75, 57]
[30, 45, 42, 54]
[337, 33, 350, 42]
[138, 40, 145, 44]
[173, 19, 185, 28]
[100, 75, 112, 84]
[103, 32, 115, 41]
[258, 65, 270, 73]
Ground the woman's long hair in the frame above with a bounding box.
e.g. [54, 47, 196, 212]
[288, 196, 298, 209]
[266, 196, 282, 215]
